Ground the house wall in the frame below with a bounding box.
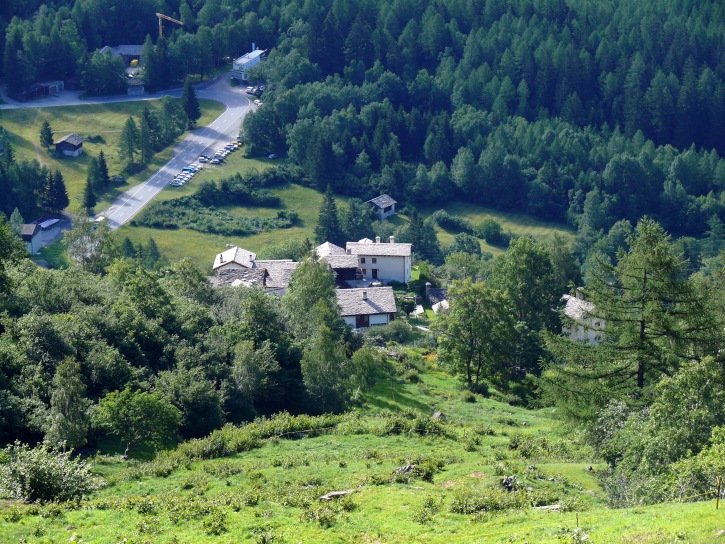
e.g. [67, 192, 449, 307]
[343, 316, 356, 328]
[357, 255, 410, 283]
[59, 146, 83, 157]
[380, 204, 395, 219]
[369, 314, 390, 326]
[563, 317, 604, 345]
[216, 262, 246, 273]
[25, 232, 42, 255]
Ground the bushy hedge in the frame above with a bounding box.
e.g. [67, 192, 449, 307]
[429, 210, 473, 233]
[0, 442, 104, 503]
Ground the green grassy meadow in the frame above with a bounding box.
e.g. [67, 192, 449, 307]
[0, 99, 224, 211]
[0, 356, 721, 543]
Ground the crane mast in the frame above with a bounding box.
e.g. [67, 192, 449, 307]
[156, 13, 183, 38]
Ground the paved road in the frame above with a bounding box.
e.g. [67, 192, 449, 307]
[1, 73, 254, 230]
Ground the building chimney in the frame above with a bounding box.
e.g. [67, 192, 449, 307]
[362, 290, 368, 300]
[252, 42, 256, 51]
[390, 235, 395, 244]
[375, 236, 381, 244]
[425, 281, 431, 301]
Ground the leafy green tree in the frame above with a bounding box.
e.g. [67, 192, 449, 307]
[39, 119, 53, 150]
[82, 49, 127, 96]
[301, 322, 350, 412]
[282, 254, 342, 343]
[155, 367, 224, 439]
[448, 232, 482, 256]
[9, 208, 24, 236]
[45, 359, 89, 451]
[232, 340, 281, 404]
[63, 215, 118, 274]
[434, 279, 517, 389]
[181, 77, 201, 128]
[94, 388, 180, 457]
[119, 117, 139, 164]
[314, 185, 344, 246]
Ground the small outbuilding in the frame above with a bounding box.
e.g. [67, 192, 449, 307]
[367, 194, 397, 220]
[55, 134, 84, 157]
[336, 287, 397, 329]
[21, 223, 42, 255]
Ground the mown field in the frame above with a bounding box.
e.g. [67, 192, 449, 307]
[118, 149, 576, 270]
[0, 99, 225, 210]
[0, 352, 720, 543]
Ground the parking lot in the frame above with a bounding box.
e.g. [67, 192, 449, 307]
[168, 140, 241, 187]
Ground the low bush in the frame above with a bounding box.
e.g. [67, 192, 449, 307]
[0, 441, 104, 503]
[429, 210, 474, 233]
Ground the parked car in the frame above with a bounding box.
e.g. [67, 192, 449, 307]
[210, 158, 221, 165]
[111, 175, 125, 183]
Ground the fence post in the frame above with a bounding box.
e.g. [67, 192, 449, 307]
[717, 476, 722, 510]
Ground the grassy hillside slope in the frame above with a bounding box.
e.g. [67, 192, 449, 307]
[0, 353, 718, 543]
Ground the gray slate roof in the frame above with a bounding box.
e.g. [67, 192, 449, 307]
[346, 240, 412, 257]
[367, 194, 397, 209]
[100, 45, 143, 57]
[56, 133, 83, 147]
[213, 246, 256, 269]
[323, 254, 360, 269]
[21, 223, 41, 238]
[211, 268, 268, 288]
[427, 288, 448, 307]
[336, 287, 397, 316]
[315, 242, 346, 257]
[254, 260, 299, 289]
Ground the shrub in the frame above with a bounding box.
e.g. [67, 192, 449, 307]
[0, 441, 104, 503]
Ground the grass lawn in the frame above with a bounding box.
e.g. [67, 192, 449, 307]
[421, 201, 575, 255]
[0, 99, 224, 212]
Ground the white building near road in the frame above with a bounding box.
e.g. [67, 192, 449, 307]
[232, 49, 264, 80]
[346, 236, 412, 284]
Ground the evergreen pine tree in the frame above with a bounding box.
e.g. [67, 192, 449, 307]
[181, 78, 201, 128]
[82, 178, 96, 212]
[120, 237, 137, 258]
[119, 117, 139, 164]
[50, 169, 70, 211]
[39, 119, 53, 150]
[314, 185, 343, 245]
[144, 237, 161, 268]
[139, 115, 153, 165]
[86, 156, 101, 191]
[97, 150, 110, 187]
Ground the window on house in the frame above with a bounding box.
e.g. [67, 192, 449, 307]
[362, 269, 367, 275]
[361, 257, 366, 264]
[372, 258, 377, 264]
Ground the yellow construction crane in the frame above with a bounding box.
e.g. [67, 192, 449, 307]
[156, 12, 183, 38]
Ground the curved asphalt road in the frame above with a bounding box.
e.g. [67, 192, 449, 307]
[0, 73, 253, 230]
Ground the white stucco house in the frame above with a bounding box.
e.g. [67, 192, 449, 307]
[232, 49, 265, 80]
[345, 236, 412, 284]
[562, 292, 604, 345]
[336, 287, 397, 329]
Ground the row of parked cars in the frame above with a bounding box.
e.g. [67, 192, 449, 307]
[169, 141, 241, 187]
[170, 163, 203, 187]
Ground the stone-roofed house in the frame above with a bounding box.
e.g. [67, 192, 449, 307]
[213, 246, 257, 271]
[55, 134, 84, 157]
[367, 194, 397, 220]
[254, 260, 299, 296]
[316, 242, 362, 287]
[562, 291, 604, 345]
[346, 236, 412, 284]
[211, 246, 298, 294]
[425, 283, 449, 315]
[336, 287, 397, 329]
[99, 45, 143, 65]
[21, 223, 42, 255]
[210, 268, 268, 288]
